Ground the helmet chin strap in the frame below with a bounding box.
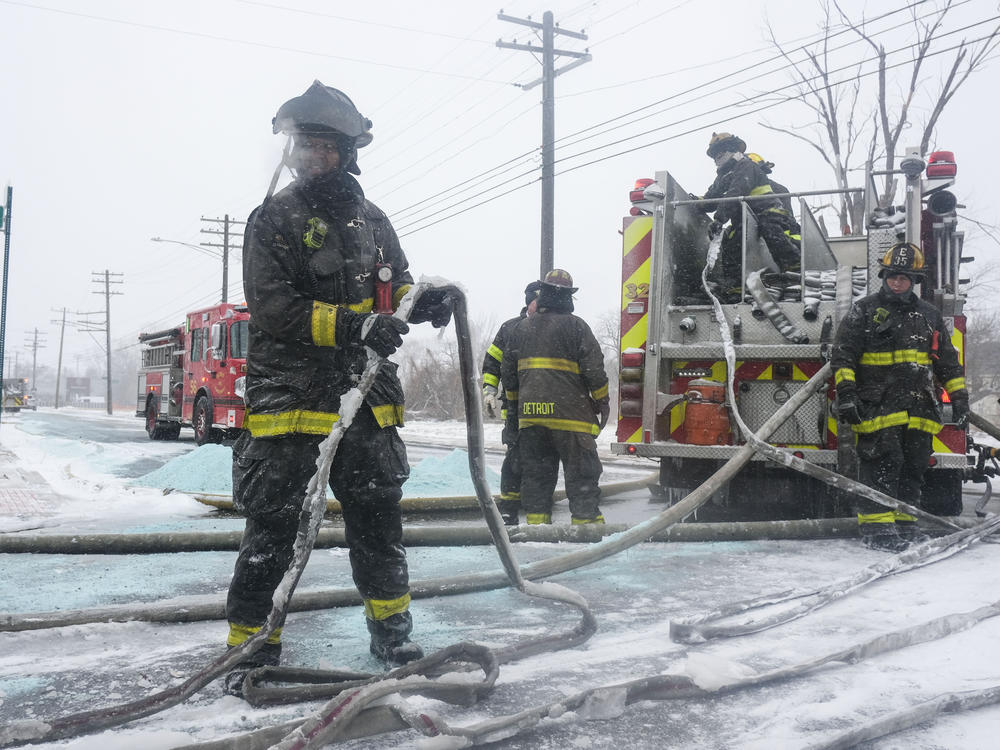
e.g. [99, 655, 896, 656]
[265, 135, 293, 203]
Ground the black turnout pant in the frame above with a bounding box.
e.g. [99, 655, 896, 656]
[518, 426, 603, 520]
[226, 405, 410, 629]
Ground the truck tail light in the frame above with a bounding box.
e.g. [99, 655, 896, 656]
[927, 150, 957, 178]
[629, 178, 655, 203]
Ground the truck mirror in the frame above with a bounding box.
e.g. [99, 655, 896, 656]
[210, 323, 225, 358]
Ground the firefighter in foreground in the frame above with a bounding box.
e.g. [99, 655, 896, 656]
[482, 280, 542, 526]
[832, 242, 968, 552]
[697, 132, 801, 300]
[224, 81, 453, 695]
[501, 269, 610, 525]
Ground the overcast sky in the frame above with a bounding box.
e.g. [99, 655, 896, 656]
[1, 0, 997, 379]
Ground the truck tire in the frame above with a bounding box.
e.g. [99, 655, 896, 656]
[193, 397, 221, 446]
[145, 402, 169, 441]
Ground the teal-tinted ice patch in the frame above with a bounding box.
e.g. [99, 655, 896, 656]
[0, 676, 49, 698]
[131, 445, 499, 498]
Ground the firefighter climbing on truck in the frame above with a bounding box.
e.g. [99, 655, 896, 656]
[695, 131, 802, 301]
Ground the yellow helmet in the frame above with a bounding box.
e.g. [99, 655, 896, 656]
[879, 242, 926, 277]
[746, 152, 764, 163]
[706, 132, 746, 158]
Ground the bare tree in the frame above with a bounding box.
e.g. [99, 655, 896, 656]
[763, 0, 1000, 234]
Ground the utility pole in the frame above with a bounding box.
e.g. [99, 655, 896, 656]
[200, 216, 245, 303]
[89, 270, 123, 415]
[497, 11, 590, 277]
[50, 308, 69, 408]
[0, 185, 12, 427]
[23, 327, 46, 392]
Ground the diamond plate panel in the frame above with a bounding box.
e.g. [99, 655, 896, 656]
[736, 380, 826, 444]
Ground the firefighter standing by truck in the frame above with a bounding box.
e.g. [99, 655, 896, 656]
[482, 280, 542, 526]
[832, 242, 969, 552]
[224, 80, 453, 695]
[697, 132, 801, 300]
[501, 269, 610, 525]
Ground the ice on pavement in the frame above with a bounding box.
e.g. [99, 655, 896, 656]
[130, 443, 502, 497]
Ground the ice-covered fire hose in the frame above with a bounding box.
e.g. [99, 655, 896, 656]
[0, 283, 596, 748]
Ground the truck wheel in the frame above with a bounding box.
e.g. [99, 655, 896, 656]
[193, 398, 221, 446]
[146, 403, 168, 440]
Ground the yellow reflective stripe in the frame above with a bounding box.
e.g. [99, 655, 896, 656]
[347, 298, 374, 313]
[505, 390, 518, 401]
[363, 593, 411, 621]
[393, 284, 410, 310]
[951, 324, 964, 366]
[227, 623, 282, 647]
[858, 512, 896, 525]
[487, 343, 503, 363]
[625, 426, 642, 442]
[245, 409, 339, 437]
[893, 511, 917, 522]
[620, 313, 648, 351]
[623, 216, 652, 257]
[835, 368, 856, 384]
[908, 415, 943, 434]
[572, 515, 606, 525]
[520, 417, 599, 435]
[749, 184, 774, 196]
[621, 255, 652, 311]
[483, 373, 500, 388]
[518, 357, 580, 373]
[499, 491, 520, 501]
[500, 407, 508, 419]
[370, 403, 404, 428]
[312, 301, 338, 346]
[591, 383, 609, 400]
[671, 401, 687, 434]
[526, 513, 552, 525]
[859, 350, 932, 366]
[944, 377, 966, 394]
[852, 411, 910, 434]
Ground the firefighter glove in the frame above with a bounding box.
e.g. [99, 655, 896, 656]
[352, 313, 409, 357]
[596, 397, 611, 430]
[837, 395, 862, 425]
[409, 288, 454, 328]
[483, 385, 501, 419]
[951, 395, 970, 429]
[708, 220, 724, 239]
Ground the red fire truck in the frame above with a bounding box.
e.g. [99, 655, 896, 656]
[613, 147, 973, 519]
[136, 303, 249, 445]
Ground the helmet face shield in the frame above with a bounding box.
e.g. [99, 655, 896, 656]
[273, 80, 373, 144]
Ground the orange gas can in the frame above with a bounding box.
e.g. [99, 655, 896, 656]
[684, 379, 732, 445]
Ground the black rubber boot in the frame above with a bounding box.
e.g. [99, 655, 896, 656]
[497, 499, 520, 526]
[895, 519, 930, 546]
[223, 641, 281, 698]
[859, 521, 910, 553]
[367, 611, 424, 666]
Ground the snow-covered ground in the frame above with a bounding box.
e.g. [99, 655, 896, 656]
[1, 409, 999, 749]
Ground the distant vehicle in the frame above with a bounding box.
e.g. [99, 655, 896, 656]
[136, 303, 249, 445]
[24, 391, 37, 411]
[2, 378, 29, 413]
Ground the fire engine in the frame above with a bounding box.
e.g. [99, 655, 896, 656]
[2, 377, 29, 413]
[136, 303, 249, 445]
[612, 147, 975, 520]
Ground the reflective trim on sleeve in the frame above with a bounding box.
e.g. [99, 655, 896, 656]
[591, 383, 610, 400]
[245, 409, 339, 437]
[370, 403, 404, 428]
[834, 368, 856, 385]
[505, 390, 518, 401]
[943, 377, 967, 395]
[526, 513, 552, 525]
[311, 301, 338, 347]
[749, 184, 774, 196]
[363, 593, 411, 621]
[487, 344, 503, 363]
[227, 623, 282, 647]
[859, 350, 932, 366]
[393, 284, 411, 310]
[519, 417, 599, 436]
[517, 357, 580, 374]
[483, 373, 500, 388]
